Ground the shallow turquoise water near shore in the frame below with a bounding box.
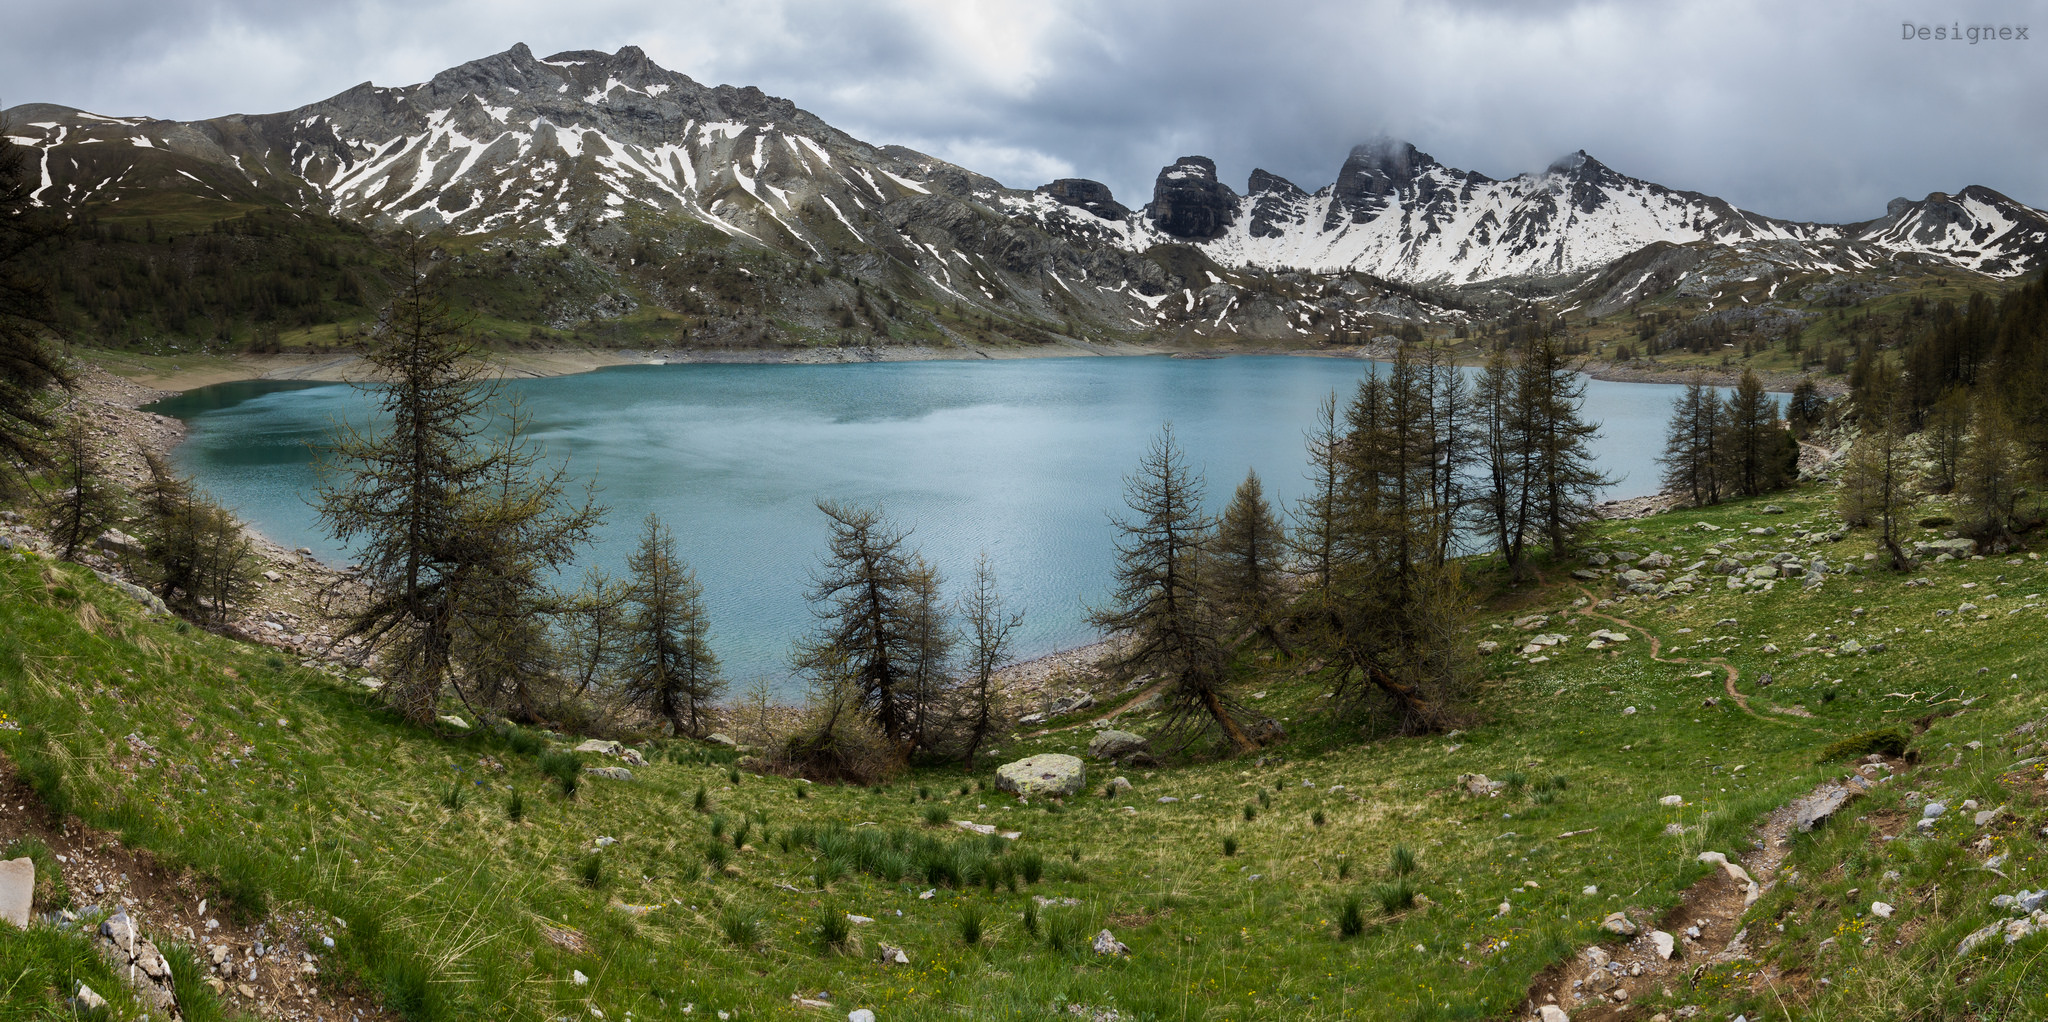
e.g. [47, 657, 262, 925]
[151, 355, 1714, 688]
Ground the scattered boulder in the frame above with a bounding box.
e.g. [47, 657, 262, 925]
[0, 857, 32, 928]
[584, 766, 634, 781]
[705, 732, 738, 747]
[1637, 552, 1672, 569]
[95, 528, 143, 557]
[995, 754, 1086, 799]
[877, 942, 911, 965]
[575, 739, 624, 756]
[849, 1010, 877, 1022]
[1600, 912, 1637, 935]
[1457, 773, 1505, 797]
[1048, 690, 1097, 716]
[1651, 930, 1676, 959]
[1872, 902, 1894, 919]
[1792, 783, 1857, 833]
[1539, 1006, 1570, 1022]
[71, 984, 109, 1013]
[1087, 730, 1152, 762]
[1091, 929, 1130, 956]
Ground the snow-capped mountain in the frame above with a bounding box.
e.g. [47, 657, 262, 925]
[4, 43, 2044, 346]
[1000, 142, 2048, 286]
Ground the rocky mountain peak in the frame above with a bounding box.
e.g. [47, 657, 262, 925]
[1147, 156, 1238, 240]
[1333, 139, 1437, 200]
[1246, 169, 1306, 199]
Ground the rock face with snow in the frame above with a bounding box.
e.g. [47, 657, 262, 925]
[1037, 178, 1130, 220]
[1103, 140, 2048, 285]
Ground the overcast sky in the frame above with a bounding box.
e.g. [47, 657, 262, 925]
[4, 0, 2043, 223]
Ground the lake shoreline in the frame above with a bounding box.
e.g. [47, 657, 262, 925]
[84, 337, 1825, 399]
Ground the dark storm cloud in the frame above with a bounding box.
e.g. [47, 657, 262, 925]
[5, 0, 2044, 222]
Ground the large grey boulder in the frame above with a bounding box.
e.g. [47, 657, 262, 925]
[91, 569, 169, 617]
[0, 857, 32, 928]
[1087, 730, 1151, 762]
[995, 754, 1086, 799]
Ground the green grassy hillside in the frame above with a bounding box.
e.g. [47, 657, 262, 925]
[7, 485, 2048, 1021]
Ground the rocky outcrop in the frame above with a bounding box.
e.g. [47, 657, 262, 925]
[1146, 157, 1238, 240]
[96, 908, 178, 1014]
[1245, 169, 1310, 239]
[1037, 178, 1130, 220]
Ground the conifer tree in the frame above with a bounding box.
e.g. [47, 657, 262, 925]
[317, 240, 491, 725]
[955, 551, 1020, 769]
[318, 240, 599, 728]
[449, 437, 603, 722]
[561, 566, 629, 696]
[1090, 425, 1249, 752]
[1922, 388, 1970, 495]
[1518, 337, 1610, 558]
[1785, 378, 1826, 438]
[622, 513, 721, 736]
[1472, 347, 1529, 577]
[1290, 391, 1344, 598]
[1418, 346, 1473, 562]
[39, 415, 120, 561]
[1659, 376, 1723, 506]
[1958, 397, 2027, 546]
[1840, 391, 1916, 570]
[1211, 468, 1286, 650]
[900, 554, 955, 753]
[1318, 362, 1474, 731]
[135, 449, 254, 624]
[793, 500, 923, 746]
[1718, 369, 1790, 497]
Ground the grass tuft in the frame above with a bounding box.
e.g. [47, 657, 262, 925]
[1373, 878, 1417, 915]
[1390, 844, 1417, 878]
[719, 907, 762, 949]
[816, 909, 851, 952]
[1337, 894, 1365, 938]
[537, 750, 582, 798]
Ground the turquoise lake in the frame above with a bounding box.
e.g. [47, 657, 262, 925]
[149, 355, 1715, 688]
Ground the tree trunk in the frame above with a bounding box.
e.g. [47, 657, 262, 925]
[1200, 687, 1257, 754]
